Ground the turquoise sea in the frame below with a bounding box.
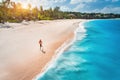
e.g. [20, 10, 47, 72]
[36, 19, 120, 80]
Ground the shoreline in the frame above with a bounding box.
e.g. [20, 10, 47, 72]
[0, 19, 86, 80]
[33, 20, 88, 80]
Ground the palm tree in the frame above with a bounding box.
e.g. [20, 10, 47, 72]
[11, 2, 17, 19]
[0, 0, 11, 23]
[53, 7, 60, 19]
[32, 7, 39, 20]
[28, 3, 31, 10]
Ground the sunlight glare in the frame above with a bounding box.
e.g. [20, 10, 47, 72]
[22, 4, 28, 9]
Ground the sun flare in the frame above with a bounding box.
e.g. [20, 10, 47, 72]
[22, 4, 28, 9]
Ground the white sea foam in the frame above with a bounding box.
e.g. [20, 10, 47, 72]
[33, 20, 88, 80]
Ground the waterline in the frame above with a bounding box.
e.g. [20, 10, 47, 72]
[33, 21, 87, 80]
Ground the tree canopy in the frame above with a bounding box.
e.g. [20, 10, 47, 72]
[0, 0, 120, 23]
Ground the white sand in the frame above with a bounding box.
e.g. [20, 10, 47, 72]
[0, 19, 86, 80]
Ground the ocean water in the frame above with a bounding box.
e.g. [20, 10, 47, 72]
[37, 19, 120, 80]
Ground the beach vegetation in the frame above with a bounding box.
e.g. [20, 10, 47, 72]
[0, 0, 120, 23]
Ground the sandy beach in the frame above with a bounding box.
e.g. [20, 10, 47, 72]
[0, 19, 85, 80]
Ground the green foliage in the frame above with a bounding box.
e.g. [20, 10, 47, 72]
[38, 13, 53, 20]
[38, 13, 44, 20]
[7, 19, 20, 23]
[0, 0, 120, 23]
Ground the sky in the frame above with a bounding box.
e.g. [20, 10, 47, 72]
[1, 0, 120, 13]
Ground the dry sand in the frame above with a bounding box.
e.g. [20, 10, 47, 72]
[0, 19, 86, 80]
